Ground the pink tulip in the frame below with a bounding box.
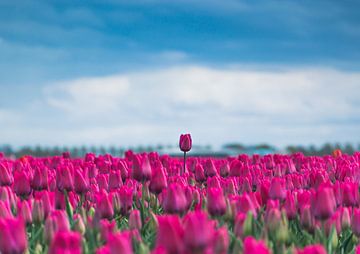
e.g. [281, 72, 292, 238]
[195, 164, 206, 183]
[149, 165, 167, 194]
[213, 227, 229, 254]
[18, 200, 32, 224]
[268, 177, 286, 201]
[32, 166, 49, 190]
[352, 208, 360, 236]
[132, 155, 152, 182]
[296, 244, 326, 254]
[283, 191, 297, 220]
[109, 170, 123, 191]
[207, 188, 226, 217]
[162, 183, 187, 214]
[108, 232, 133, 254]
[56, 165, 74, 192]
[129, 209, 142, 230]
[234, 212, 247, 238]
[311, 185, 336, 220]
[243, 236, 270, 254]
[355, 245, 360, 254]
[0, 162, 13, 186]
[74, 167, 90, 194]
[204, 159, 217, 177]
[118, 186, 134, 215]
[341, 182, 359, 207]
[183, 211, 214, 252]
[96, 191, 114, 220]
[32, 199, 45, 224]
[155, 215, 184, 254]
[49, 231, 82, 254]
[219, 162, 230, 177]
[99, 219, 116, 243]
[179, 134, 192, 152]
[229, 160, 242, 177]
[13, 171, 31, 197]
[0, 217, 28, 254]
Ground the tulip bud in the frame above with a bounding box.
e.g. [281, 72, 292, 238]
[0, 163, 13, 186]
[155, 215, 184, 254]
[32, 199, 45, 224]
[283, 191, 296, 220]
[352, 208, 360, 237]
[74, 168, 90, 194]
[207, 188, 226, 217]
[109, 170, 123, 191]
[73, 214, 86, 235]
[242, 212, 254, 237]
[296, 244, 327, 254]
[268, 177, 286, 201]
[129, 209, 142, 230]
[132, 155, 152, 182]
[179, 134, 192, 152]
[0, 217, 28, 254]
[183, 211, 214, 252]
[108, 232, 133, 254]
[96, 191, 114, 220]
[49, 231, 82, 254]
[219, 162, 230, 177]
[119, 186, 133, 215]
[229, 160, 242, 177]
[356, 245, 360, 254]
[243, 236, 270, 254]
[213, 227, 229, 254]
[300, 205, 314, 232]
[341, 182, 359, 207]
[265, 208, 281, 233]
[341, 207, 351, 230]
[99, 219, 116, 243]
[275, 212, 289, 244]
[234, 212, 246, 238]
[56, 166, 74, 192]
[97, 174, 109, 191]
[32, 166, 49, 190]
[13, 171, 31, 197]
[204, 159, 217, 177]
[195, 164, 206, 183]
[149, 165, 167, 195]
[19, 200, 32, 225]
[162, 183, 187, 214]
[312, 185, 336, 220]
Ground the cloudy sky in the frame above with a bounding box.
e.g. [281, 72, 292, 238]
[0, 0, 360, 148]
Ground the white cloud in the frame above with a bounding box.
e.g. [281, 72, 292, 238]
[38, 65, 360, 147]
[44, 76, 130, 115]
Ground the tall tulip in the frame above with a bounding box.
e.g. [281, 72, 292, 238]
[179, 134, 192, 175]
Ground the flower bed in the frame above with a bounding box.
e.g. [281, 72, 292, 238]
[0, 136, 359, 253]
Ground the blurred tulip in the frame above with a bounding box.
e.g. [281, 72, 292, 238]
[155, 215, 184, 254]
[243, 236, 270, 254]
[0, 217, 28, 254]
[296, 244, 326, 254]
[129, 209, 142, 230]
[312, 185, 336, 220]
[207, 188, 226, 217]
[162, 183, 187, 214]
[49, 231, 82, 254]
[183, 211, 214, 252]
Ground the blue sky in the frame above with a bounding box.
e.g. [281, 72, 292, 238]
[0, 0, 360, 148]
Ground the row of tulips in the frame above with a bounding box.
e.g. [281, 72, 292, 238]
[1, 135, 360, 253]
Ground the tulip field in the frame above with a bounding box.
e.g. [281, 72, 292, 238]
[2, 135, 360, 254]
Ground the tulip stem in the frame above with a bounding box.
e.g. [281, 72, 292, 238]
[183, 152, 186, 175]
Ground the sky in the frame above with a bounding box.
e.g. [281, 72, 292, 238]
[0, 0, 360, 149]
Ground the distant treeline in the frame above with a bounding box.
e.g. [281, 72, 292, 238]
[0, 142, 358, 158]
